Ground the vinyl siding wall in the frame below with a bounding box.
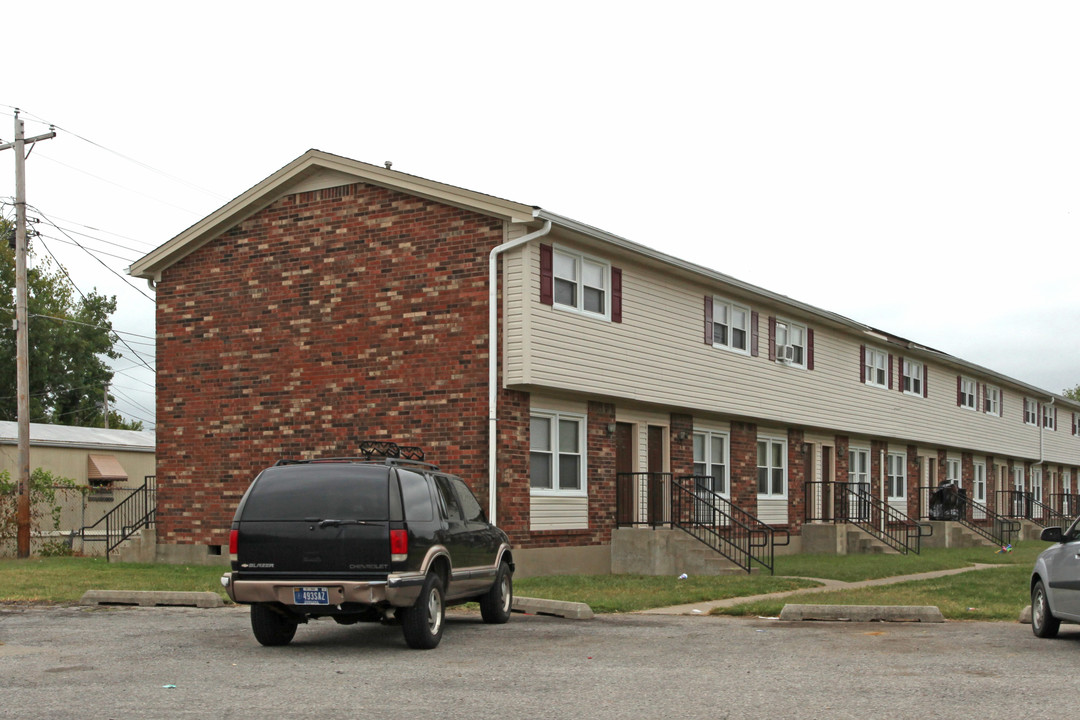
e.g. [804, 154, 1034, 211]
[504, 237, 1080, 469]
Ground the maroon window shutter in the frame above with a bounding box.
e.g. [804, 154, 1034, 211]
[888, 354, 894, 390]
[750, 311, 759, 357]
[1055, 407, 1059, 430]
[704, 296, 713, 344]
[1073, 412, 1077, 435]
[923, 364, 928, 398]
[768, 316, 777, 361]
[860, 345, 866, 383]
[539, 244, 553, 306]
[611, 267, 622, 323]
[898, 356, 905, 393]
[807, 328, 815, 370]
[956, 376, 962, 407]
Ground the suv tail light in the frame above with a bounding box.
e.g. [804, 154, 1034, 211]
[229, 529, 238, 562]
[390, 529, 408, 562]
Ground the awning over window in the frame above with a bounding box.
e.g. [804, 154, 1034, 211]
[88, 454, 128, 482]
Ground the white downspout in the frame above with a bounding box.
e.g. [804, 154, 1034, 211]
[487, 217, 552, 525]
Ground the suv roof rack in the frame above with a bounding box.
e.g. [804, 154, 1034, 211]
[359, 441, 425, 461]
[272, 442, 437, 470]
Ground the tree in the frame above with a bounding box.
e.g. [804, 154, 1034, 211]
[1065, 385, 1080, 402]
[0, 219, 142, 429]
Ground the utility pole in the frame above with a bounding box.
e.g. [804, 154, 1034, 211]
[102, 382, 110, 429]
[0, 110, 55, 558]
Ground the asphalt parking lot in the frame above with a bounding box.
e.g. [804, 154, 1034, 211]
[1, 603, 1075, 719]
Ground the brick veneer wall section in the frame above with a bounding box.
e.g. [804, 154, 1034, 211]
[834, 436, 849, 487]
[786, 428, 806, 535]
[669, 413, 694, 525]
[154, 181, 507, 547]
[496, 388, 530, 545]
[731, 422, 758, 517]
[586, 401, 617, 543]
[870, 440, 886, 499]
[906, 445, 920, 520]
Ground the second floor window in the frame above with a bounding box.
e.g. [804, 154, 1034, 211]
[864, 348, 888, 388]
[775, 319, 806, 367]
[553, 249, 608, 317]
[1025, 398, 1038, 426]
[984, 385, 1000, 416]
[1043, 404, 1056, 430]
[959, 377, 976, 410]
[903, 360, 923, 396]
[712, 298, 750, 353]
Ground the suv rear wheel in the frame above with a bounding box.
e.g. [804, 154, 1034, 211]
[479, 561, 512, 624]
[402, 572, 445, 649]
[251, 603, 299, 646]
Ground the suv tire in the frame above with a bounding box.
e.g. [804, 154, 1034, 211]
[1031, 580, 1060, 638]
[402, 573, 445, 649]
[251, 603, 299, 646]
[479, 561, 512, 624]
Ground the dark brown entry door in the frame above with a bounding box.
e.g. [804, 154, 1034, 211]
[647, 426, 664, 525]
[616, 423, 634, 525]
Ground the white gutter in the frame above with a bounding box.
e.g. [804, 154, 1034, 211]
[487, 216, 552, 525]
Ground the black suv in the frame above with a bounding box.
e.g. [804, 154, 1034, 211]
[222, 442, 514, 649]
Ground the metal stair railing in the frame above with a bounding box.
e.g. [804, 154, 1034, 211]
[920, 485, 1020, 546]
[670, 476, 789, 575]
[1047, 493, 1080, 518]
[75, 475, 156, 561]
[806, 481, 927, 554]
[616, 472, 672, 528]
[994, 489, 1070, 530]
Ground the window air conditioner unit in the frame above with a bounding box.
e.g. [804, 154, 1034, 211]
[781, 345, 796, 363]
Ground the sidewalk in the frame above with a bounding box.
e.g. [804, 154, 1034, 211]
[639, 563, 1003, 615]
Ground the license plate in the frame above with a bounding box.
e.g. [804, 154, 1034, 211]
[293, 587, 330, 605]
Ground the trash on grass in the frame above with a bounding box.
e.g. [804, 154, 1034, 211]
[162, 685, 177, 689]
[678, 573, 688, 580]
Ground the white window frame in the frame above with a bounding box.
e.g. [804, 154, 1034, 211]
[959, 377, 976, 410]
[756, 436, 788, 499]
[529, 411, 587, 497]
[849, 447, 870, 488]
[552, 247, 610, 320]
[775, 318, 807, 368]
[984, 385, 1000, 416]
[1025, 398, 1038, 426]
[711, 297, 750, 355]
[902, 360, 923, 396]
[1014, 465, 1025, 493]
[693, 430, 730, 497]
[1032, 466, 1044, 503]
[1043, 404, 1056, 431]
[864, 348, 888, 388]
[887, 452, 907, 501]
[946, 457, 961, 485]
[973, 461, 986, 504]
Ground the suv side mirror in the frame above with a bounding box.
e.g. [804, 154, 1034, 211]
[1041, 526, 1065, 543]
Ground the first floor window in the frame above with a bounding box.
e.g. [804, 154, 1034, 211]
[865, 348, 888, 388]
[530, 412, 585, 494]
[1032, 467, 1044, 503]
[757, 437, 787, 497]
[903, 360, 923, 396]
[1014, 466, 1025, 493]
[887, 453, 906, 501]
[693, 431, 729, 496]
[946, 458, 961, 485]
[849, 448, 870, 488]
[973, 462, 986, 504]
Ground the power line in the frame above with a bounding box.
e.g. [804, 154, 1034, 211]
[35, 231, 139, 263]
[25, 238, 156, 374]
[1, 104, 227, 202]
[33, 210, 155, 302]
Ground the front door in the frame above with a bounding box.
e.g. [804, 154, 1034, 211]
[647, 426, 664, 525]
[615, 423, 634, 525]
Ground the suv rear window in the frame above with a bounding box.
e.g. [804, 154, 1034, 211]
[241, 464, 389, 521]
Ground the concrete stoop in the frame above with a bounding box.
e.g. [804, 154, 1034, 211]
[611, 528, 757, 576]
[801, 523, 900, 555]
[919, 521, 1002, 550]
[114, 527, 157, 564]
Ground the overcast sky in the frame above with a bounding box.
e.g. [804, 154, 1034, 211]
[3, 1, 1078, 429]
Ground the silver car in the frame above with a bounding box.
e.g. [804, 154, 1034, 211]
[1031, 515, 1080, 638]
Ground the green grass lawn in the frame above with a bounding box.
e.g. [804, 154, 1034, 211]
[0, 540, 1045, 620]
[0, 557, 230, 604]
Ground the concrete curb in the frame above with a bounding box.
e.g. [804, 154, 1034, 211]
[513, 596, 593, 620]
[778, 604, 945, 623]
[79, 590, 224, 608]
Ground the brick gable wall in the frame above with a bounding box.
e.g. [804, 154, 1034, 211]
[154, 182, 506, 546]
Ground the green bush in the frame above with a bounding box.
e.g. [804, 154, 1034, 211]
[0, 468, 85, 549]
